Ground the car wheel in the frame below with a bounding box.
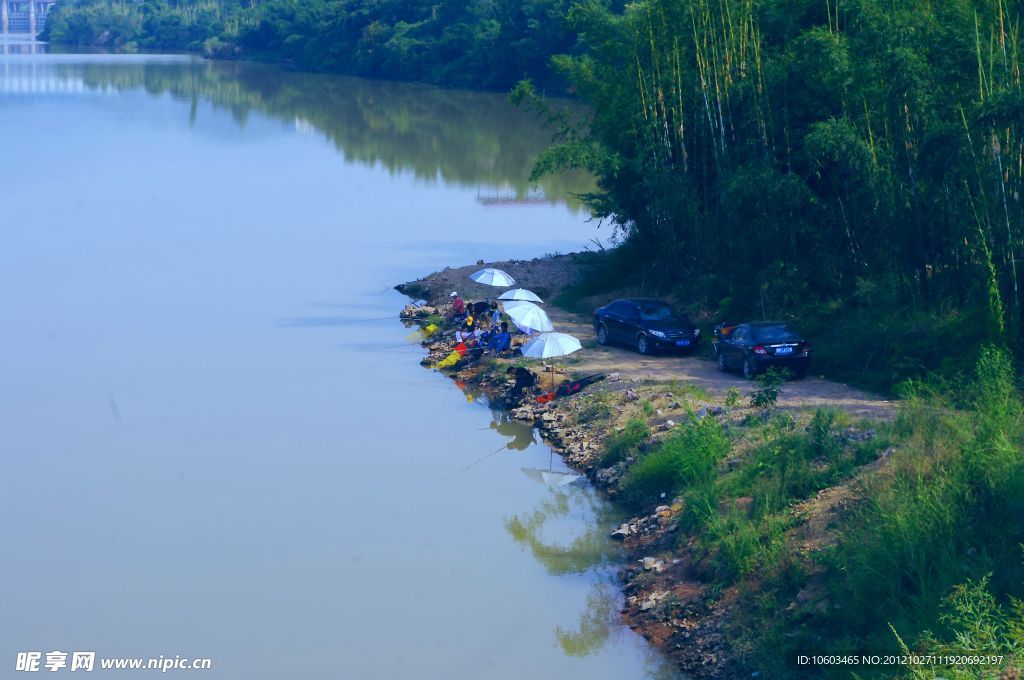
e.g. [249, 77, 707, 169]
[742, 356, 757, 380]
[718, 352, 729, 373]
[596, 324, 609, 346]
[636, 333, 651, 355]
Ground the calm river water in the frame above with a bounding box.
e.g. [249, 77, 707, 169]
[0, 35, 679, 678]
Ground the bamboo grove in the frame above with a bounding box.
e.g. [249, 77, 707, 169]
[530, 0, 1024, 369]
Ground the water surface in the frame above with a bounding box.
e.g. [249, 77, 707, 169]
[0, 35, 677, 679]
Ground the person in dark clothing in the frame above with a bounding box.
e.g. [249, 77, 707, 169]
[506, 365, 537, 401]
[472, 300, 490, 318]
[486, 321, 511, 354]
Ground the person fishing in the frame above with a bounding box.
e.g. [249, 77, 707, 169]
[506, 365, 537, 402]
[455, 311, 476, 342]
[486, 321, 511, 354]
[448, 291, 466, 320]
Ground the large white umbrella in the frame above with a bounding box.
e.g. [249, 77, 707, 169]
[521, 332, 583, 359]
[503, 301, 554, 334]
[498, 288, 544, 304]
[521, 331, 582, 392]
[470, 268, 516, 287]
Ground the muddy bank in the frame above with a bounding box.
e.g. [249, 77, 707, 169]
[396, 254, 897, 678]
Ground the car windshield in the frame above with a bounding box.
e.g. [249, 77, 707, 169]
[637, 303, 676, 321]
[752, 324, 800, 343]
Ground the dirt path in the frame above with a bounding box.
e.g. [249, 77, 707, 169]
[397, 254, 897, 420]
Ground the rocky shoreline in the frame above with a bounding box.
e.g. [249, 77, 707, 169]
[398, 303, 731, 676]
[396, 255, 896, 678]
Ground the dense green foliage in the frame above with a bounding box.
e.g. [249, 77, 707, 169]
[42, 0, 597, 88]
[824, 347, 1024, 659]
[523, 0, 1024, 389]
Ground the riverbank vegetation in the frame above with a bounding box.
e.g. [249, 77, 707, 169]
[550, 344, 1024, 677]
[515, 0, 1024, 394]
[676, 347, 1024, 677]
[41, 0, 594, 88]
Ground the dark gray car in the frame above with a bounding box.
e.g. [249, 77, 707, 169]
[715, 321, 811, 379]
[593, 299, 700, 355]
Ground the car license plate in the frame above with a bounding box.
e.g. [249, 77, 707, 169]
[775, 346, 794, 355]
[676, 339, 690, 347]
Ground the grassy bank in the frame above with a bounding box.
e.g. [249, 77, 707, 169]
[559, 351, 1023, 678]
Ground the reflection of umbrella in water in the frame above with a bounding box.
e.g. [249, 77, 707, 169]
[499, 288, 544, 304]
[470, 267, 516, 287]
[503, 301, 554, 334]
[522, 451, 583, 488]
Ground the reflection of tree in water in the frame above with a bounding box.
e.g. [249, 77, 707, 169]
[555, 583, 618, 657]
[50, 60, 592, 208]
[504, 490, 618, 575]
[557, 582, 687, 677]
[489, 409, 536, 451]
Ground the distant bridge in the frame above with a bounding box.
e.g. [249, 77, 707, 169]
[1, 0, 58, 34]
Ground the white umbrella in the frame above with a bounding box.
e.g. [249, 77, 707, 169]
[520, 331, 583, 359]
[521, 332, 583, 392]
[470, 268, 516, 287]
[503, 301, 554, 334]
[498, 288, 544, 304]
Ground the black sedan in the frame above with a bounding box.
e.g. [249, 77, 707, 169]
[715, 321, 810, 379]
[593, 299, 700, 355]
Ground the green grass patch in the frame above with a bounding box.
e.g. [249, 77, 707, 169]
[668, 379, 712, 401]
[700, 507, 792, 583]
[574, 391, 616, 425]
[598, 418, 650, 467]
[619, 417, 730, 510]
[821, 347, 1024, 653]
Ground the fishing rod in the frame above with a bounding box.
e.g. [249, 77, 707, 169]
[367, 355, 430, 369]
[432, 442, 510, 486]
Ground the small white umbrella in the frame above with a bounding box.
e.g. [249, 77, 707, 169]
[499, 288, 544, 304]
[521, 332, 582, 391]
[503, 301, 554, 334]
[470, 268, 516, 287]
